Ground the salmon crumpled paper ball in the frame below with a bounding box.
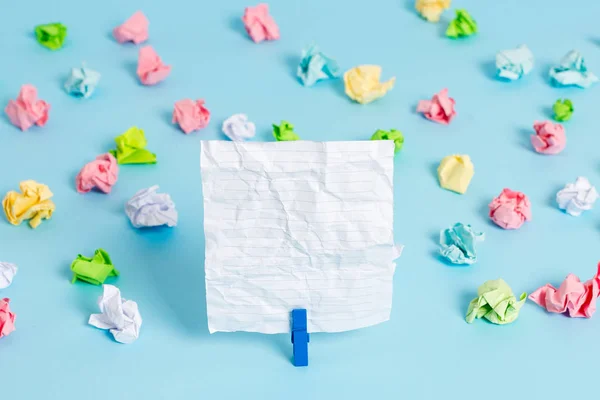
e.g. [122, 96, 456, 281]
[137, 46, 171, 85]
[172, 99, 210, 134]
[529, 264, 600, 318]
[2, 180, 56, 229]
[76, 153, 119, 194]
[113, 11, 149, 44]
[242, 3, 280, 43]
[5, 84, 50, 131]
[0, 298, 16, 339]
[488, 188, 532, 230]
[417, 88, 456, 124]
[531, 121, 566, 155]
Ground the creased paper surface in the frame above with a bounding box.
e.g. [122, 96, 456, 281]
[200, 140, 402, 334]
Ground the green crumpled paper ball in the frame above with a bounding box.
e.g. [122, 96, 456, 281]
[71, 248, 120, 285]
[273, 120, 300, 141]
[35, 22, 67, 50]
[446, 10, 477, 39]
[553, 99, 574, 122]
[109, 126, 157, 165]
[466, 279, 526, 325]
[371, 129, 404, 153]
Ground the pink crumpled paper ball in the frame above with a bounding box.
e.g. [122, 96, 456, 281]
[5, 84, 50, 131]
[172, 99, 211, 134]
[529, 264, 600, 318]
[137, 46, 171, 85]
[531, 121, 566, 155]
[76, 153, 119, 194]
[242, 3, 280, 43]
[0, 298, 16, 339]
[416, 88, 456, 125]
[113, 11, 149, 44]
[489, 188, 532, 230]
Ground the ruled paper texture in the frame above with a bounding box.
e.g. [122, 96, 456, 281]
[200, 140, 403, 334]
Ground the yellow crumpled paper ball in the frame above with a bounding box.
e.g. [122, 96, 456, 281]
[2, 180, 56, 228]
[437, 154, 474, 194]
[343, 65, 395, 104]
[415, 0, 451, 23]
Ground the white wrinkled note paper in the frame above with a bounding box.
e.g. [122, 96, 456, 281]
[200, 140, 403, 334]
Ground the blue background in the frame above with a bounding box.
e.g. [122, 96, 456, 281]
[1, 0, 599, 398]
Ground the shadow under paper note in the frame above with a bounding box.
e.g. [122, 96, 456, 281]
[134, 227, 209, 338]
[216, 331, 291, 363]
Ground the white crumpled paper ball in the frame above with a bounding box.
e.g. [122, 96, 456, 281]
[556, 177, 598, 216]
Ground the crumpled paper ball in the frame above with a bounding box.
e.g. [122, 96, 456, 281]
[531, 120, 566, 155]
[0, 298, 16, 339]
[446, 9, 477, 39]
[109, 126, 157, 165]
[549, 50, 598, 88]
[222, 114, 256, 141]
[125, 185, 178, 228]
[417, 88, 456, 125]
[76, 153, 119, 194]
[370, 129, 404, 154]
[172, 99, 210, 134]
[2, 180, 56, 229]
[88, 284, 142, 344]
[553, 99, 573, 122]
[556, 177, 598, 216]
[529, 264, 600, 318]
[71, 248, 120, 285]
[466, 279, 526, 325]
[5, 84, 50, 131]
[415, 0, 451, 23]
[297, 44, 341, 87]
[137, 46, 171, 85]
[113, 11, 149, 44]
[437, 154, 474, 194]
[488, 188, 532, 230]
[496, 44, 534, 81]
[439, 223, 484, 265]
[64, 65, 101, 98]
[242, 3, 280, 43]
[34, 22, 67, 50]
[273, 120, 300, 141]
[343, 65, 395, 104]
[0, 262, 17, 289]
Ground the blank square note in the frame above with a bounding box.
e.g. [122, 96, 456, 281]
[200, 140, 403, 334]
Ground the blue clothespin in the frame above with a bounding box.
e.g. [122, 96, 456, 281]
[291, 309, 309, 367]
